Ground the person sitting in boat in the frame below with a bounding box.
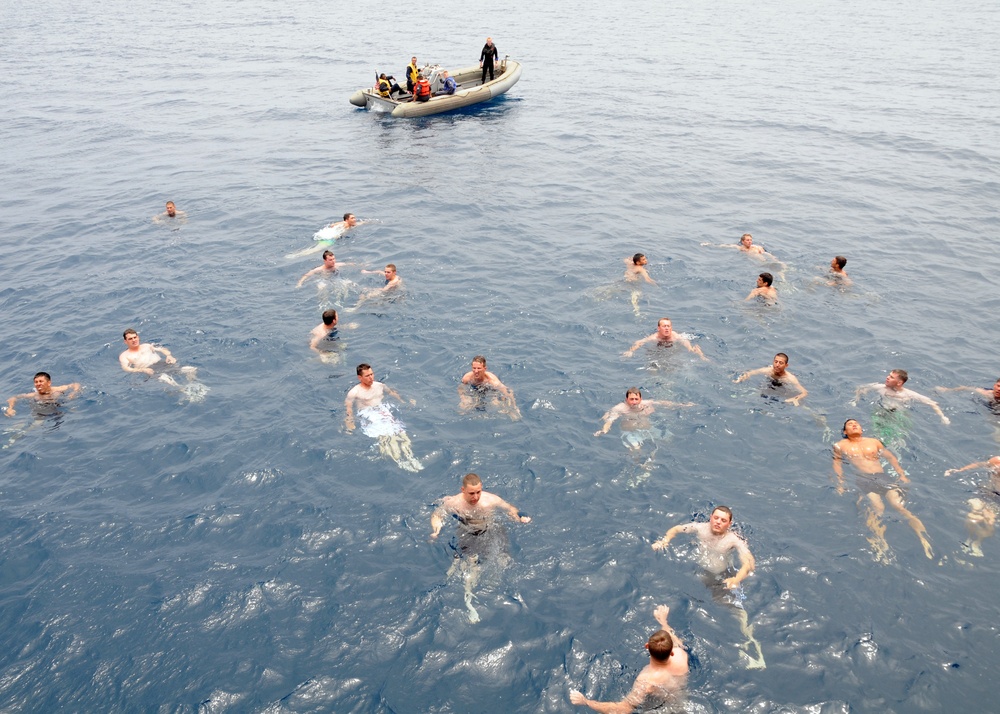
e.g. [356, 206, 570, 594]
[376, 73, 403, 98]
[412, 73, 432, 103]
[438, 70, 457, 95]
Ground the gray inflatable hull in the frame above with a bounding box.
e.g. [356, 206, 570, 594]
[350, 60, 521, 118]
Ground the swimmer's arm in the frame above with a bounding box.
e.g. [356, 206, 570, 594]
[679, 338, 708, 361]
[309, 332, 325, 352]
[361, 269, 387, 277]
[724, 546, 755, 589]
[569, 685, 643, 714]
[744, 287, 764, 301]
[499, 497, 531, 524]
[945, 461, 988, 477]
[384, 384, 416, 407]
[4, 393, 34, 417]
[852, 383, 876, 405]
[623, 333, 655, 357]
[734, 367, 769, 383]
[343, 394, 356, 432]
[652, 524, 688, 551]
[785, 374, 807, 406]
[55, 383, 82, 400]
[914, 393, 950, 424]
[881, 446, 907, 482]
[831, 445, 846, 491]
[430, 504, 450, 538]
[935, 385, 989, 397]
[700, 242, 738, 250]
[639, 267, 657, 285]
[651, 399, 695, 408]
[594, 408, 620, 436]
[152, 344, 177, 365]
[296, 266, 322, 288]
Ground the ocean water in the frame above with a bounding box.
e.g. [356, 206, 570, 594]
[2, 0, 999, 711]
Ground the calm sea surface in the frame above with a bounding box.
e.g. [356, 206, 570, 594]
[2, 0, 999, 711]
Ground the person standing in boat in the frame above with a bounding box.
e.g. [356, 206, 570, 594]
[411, 73, 432, 103]
[405, 56, 419, 94]
[480, 37, 499, 84]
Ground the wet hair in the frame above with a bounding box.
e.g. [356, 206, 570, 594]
[632, 253, 645, 265]
[356, 363, 371, 376]
[34, 371, 51, 381]
[462, 473, 482, 488]
[322, 309, 338, 326]
[712, 505, 733, 522]
[123, 328, 138, 339]
[759, 272, 773, 287]
[740, 233, 753, 242]
[166, 201, 175, 208]
[834, 256, 847, 269]
[647, 630, 674, 661]
[842, 418, 860, 437]
[385, 263, 397, 272]
[343, 213, 353, 221]
[775, 352, 789, 363]
[626, 387, 642, 399]
[891, 369, 909, 384]
[472, 356, 487, 367]
[322, 250, 334, 259]
[657, 317, 671, 327]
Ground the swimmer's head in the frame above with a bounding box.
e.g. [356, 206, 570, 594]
[322, 250, 334, 259]
[356, 363, 371, 376]
[343, 213, 356, 226]
[165, 201, 176, 217]
[833, 255, 847, 270]
[33, 372, 52, 391]
[773, 353, 789, 369]
[758, 272, 773, 287]
[887, 370, 908, 388]
[709, 506, 733, 535]
[993, 379, 1000, 399]
[625, 387, 642, 406]
[461, 473, 483, 505]
[385, 264, 397, 279]
[632, 253, 646, 265]
[740, 233, 753, 247]
[356, 363, 374, 387]
[646, 630, 674, 661]
[322, 309, 338, 326]
[842, 419, 862, 437]
[122, 329, 140, 347]
[656, 318, 673, 337]
[471, 356, 487, 379]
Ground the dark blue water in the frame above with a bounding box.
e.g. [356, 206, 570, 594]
[2, 1, 999, 711]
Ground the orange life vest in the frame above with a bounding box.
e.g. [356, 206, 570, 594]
[415, 78, 431, 100]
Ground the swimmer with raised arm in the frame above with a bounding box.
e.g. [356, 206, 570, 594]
[624, 317, 707, 360]
[832, 418, 933, 561]
[569, 604, 689, 713]
[458, 356, 520, 420]
[652, 506, 765, 668]
[734, 352, 808, 406]
[945, 455, 1000, 557]
[351, 263, 403, 310]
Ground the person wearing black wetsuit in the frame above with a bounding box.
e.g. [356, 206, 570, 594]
[479, 37, 499, 84]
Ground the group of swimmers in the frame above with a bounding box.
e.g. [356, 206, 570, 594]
[5, 204, 998, 710]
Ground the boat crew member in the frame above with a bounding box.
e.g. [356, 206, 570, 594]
[479, 37, 498, 83]
[376, 73, 402, 98]
[412, 73, 431, 102]
[439, 70, 457, 95]
[406, 56, 419, 93]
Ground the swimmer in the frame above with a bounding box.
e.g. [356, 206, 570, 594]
[569, 604, 688, 712]
[351, 263, 403, 310]
[744, 272, 777, 303]
[652, 506, 765, 669]
[430, 473, 531, 622]
[152, 200, 187, 224]
[344, 363, 421, 471]
[733, 352, 808, 406]
[595, 387, 693, 439]
[296, 251, 358, 288]
[458, 355, 521, 420]
[828, 255, 851, 286]
[624, 317, 707, 361]
[624, 253, 657, 285]
[4, 372, 81, 418]
[326, 212, 362, 232]
[309, 309, 357, 360]
[854, 369, 950, 425]
[945, 455, 1000, 557]
[832, 419, 933, 561]
[701, 233, 787, 275]
[119, 328, 204, 400]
